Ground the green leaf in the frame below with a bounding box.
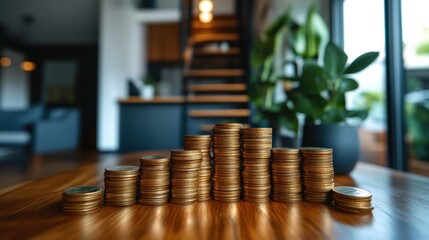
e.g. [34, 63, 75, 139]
[261, 55, 274, 82]
[320, 108, 346, 124]
[338, 78, 359, 92]
[251, 38, 274, 66]
[323, 42, 348, 79]
[265, 8, 292, 38]
[300, 62, 328, 94]
[305, 6, 329, 59]
[279, 108, 299, 133]
[344, 51, 379, 74]
[289, 25, 306, 56]
[346, 110, 369, 121]
[289, 91, 327, 117]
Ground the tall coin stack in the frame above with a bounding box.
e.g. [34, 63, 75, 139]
[170, 150, 202, 204]
[241, 128, 272, 203]
[300, 147, 335, 203]
[62, 186, 103, 215]
[270, 148, 302, 203]
[212, 123, 242, 202]
[184, 135, 212, 201]
[138, 156, 170, 206]
[104, 166, 139, 206]
[332, 186, 374, 214]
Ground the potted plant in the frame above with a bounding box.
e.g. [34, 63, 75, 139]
[250, 6, 328, 146]
[296, 42, 379, 174]
[141, 75, 157, 100]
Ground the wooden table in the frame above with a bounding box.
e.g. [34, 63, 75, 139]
[1, 152, 429, 239]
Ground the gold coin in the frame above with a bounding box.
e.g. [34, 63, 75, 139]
[105, 165, 139, 174]
[63, 186, 104, 198]
[332, 186, 372, 199]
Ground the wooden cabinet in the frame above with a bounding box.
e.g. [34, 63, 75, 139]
[147, 23, 181, 63]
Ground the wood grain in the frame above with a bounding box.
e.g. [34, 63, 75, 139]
[1, 152, 429, 239]
[189, 109, 251, 118]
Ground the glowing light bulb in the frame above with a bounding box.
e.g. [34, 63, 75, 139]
[20, 61, 36, 71]
[199, 0, 213, 13]
[0, 57, 11, 67]
[199, 12, 213, 23]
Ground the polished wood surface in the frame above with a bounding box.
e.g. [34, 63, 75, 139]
[1, 152, 429, 239]
[189, 109, 251, 118]
[187, 95, 249, 103]
[188, 83, 247, 92]
[184, 69, 245, 78]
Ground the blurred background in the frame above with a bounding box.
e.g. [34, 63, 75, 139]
[0, 0, 428, 188]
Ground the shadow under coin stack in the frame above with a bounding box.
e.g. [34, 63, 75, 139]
[184, 135, 212, 201]
[104, 166, 139, 206]
[138, 156, 170, 206]
[212, 123, 243, 202]
[332, 186, 374, 214]
[62, 186, 103, 215]
[241, 128, 272, 203]
[270, 148, 302, 203]
[300, 147, 335, 203]
[170, 150, 202, 204]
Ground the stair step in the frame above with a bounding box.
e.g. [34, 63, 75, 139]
[192, 19, 238, 29]
[188, 83, 247, 92]
[199, 123, 251, 132]
[194, 47, 241, 56]
[189, 33, 239, 44]
[184, 69, 245, 78]
[187, 95, 249, 103]
[189, 109, 251, 118]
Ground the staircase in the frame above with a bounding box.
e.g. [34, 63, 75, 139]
[183, 12, 251, 134]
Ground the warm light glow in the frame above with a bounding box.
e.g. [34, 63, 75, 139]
[20, 61, 36, 72]
[198, 0, 213, 13]
[199, 12, 213, 23]
[0, 57, 11, 67]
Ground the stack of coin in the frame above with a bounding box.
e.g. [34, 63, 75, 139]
[212, 123, 242, 202]
[170, 150, 202, 204]
[300, 147, 335, 203]
[241, 128, 272, 203]
[62, 186, 103, 215]
[270, 148, 302, 202]
[184, 135, 212, 201]
[138, 156, 170, 206]
[332, 186, 374, 214]
[104, 166, 139, 206]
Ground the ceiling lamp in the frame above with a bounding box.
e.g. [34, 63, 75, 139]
[20, 61, 36, 72]
[199, 12, 213, 23]
[199, 0, 213, 13]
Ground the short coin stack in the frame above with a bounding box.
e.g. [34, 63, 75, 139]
[184, 135, 212, 201]
[170, 150, 202, 204]
[62, 186, 103, 215]
[332, 186, 374, 214]
[300, 147, 335, 203]
[241, 128, 272, 203]
[104, 166, 139, 206]
[212, 123, 242, 202]
[270, 148, 302, 203]
[138, 156, 170, 206]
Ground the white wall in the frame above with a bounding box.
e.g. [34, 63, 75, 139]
[0, 48, 30, 110]
[97, 0, 179, 151]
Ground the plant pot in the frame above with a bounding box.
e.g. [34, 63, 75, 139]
[141, 85, 155, 100]
[302, 124, 359, 175]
